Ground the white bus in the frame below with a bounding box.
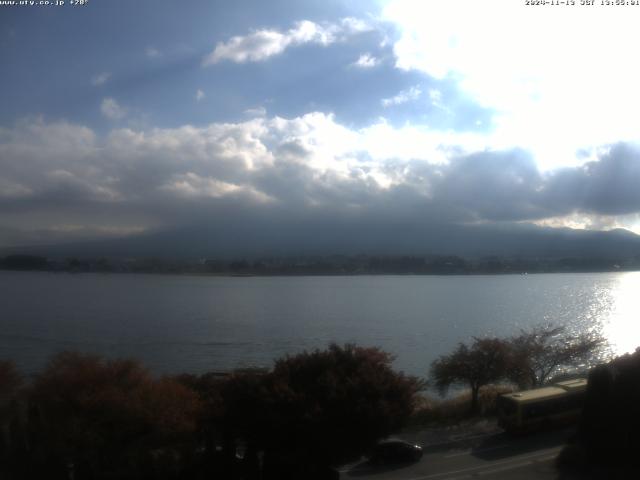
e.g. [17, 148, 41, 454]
[497, 378, 587, 433]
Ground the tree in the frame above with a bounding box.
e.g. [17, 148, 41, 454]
[177, 370, 268, 479]
[430, 337, 510, 413]
[506, 325, 605, 388]
[577, 347, 640, 468]
[29, 351, 202, 479]
[0, 360, 21, 393]
[0, 360, 22, 469]
[269, 344, 421, 464]
[218, 344, 421, 478]
[174, 371, 226, 450]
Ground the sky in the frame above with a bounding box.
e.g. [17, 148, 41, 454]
[2, 0, 640, 250]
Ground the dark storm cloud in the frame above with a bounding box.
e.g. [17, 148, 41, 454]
[431, 143, 640, 222]
[542, 144, 640, 216]
[431, 149, 549, 222]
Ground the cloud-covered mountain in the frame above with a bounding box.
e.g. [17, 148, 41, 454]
[6, 216, 640, 263]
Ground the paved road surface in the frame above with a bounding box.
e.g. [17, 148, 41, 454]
[341, 427, 575, 480]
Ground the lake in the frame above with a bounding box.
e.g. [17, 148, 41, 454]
[1, 270, 638, 378]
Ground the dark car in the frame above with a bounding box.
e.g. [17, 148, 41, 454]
[369, 439, 423, 464]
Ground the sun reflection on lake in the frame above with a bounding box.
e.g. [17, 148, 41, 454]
[604, 271, 640, 357]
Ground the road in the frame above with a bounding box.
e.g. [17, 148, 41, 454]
[341, 427, 576, 480]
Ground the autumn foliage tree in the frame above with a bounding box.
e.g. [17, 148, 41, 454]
[430, 337, 510, 414]
[173, 371, 226, 449]
[176, 370, 266, 478]
[0, 360, 21, 395]
[28, 352, 202, 479]
[0, 360, 22, 465]
[506, 325, 604, 388]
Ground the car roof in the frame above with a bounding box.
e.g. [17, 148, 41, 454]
[377, 439, 418, 446]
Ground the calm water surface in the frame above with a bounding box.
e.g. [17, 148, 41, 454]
[1, 271, 638, 377]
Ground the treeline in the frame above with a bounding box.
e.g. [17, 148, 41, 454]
[0, 345, 421, 480]
[2, 253, 639, 275]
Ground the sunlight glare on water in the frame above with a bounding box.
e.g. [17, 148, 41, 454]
[604, 272, 640, 357]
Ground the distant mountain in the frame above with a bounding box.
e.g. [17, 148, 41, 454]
[3, 219, 640, 261]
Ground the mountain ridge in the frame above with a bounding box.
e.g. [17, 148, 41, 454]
[2, 221, 640, 261]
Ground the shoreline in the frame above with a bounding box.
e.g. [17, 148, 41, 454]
[1, 268, 638, 277]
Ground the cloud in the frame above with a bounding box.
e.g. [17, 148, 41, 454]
[159, 172, 274, 204]
[244, 106, 267, 117]
[542, 144, 640, 216]
[352, 53, 379, 68]
[202, 17, 372, 65]
[381, 85, 422, 107]
[432, 149, 546, 222]
[146, 47, 161, 58]
[158, 173, 240, 198]
[428, 89, 445, 108]
[4, 115, 640, 247]
[100, 98, 127, 120]
[0, 178, 32, 199]
[195, 89, 205, 102]
[91, 72, 111, 86]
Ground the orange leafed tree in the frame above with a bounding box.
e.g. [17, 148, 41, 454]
[29, 351, 201, 479]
